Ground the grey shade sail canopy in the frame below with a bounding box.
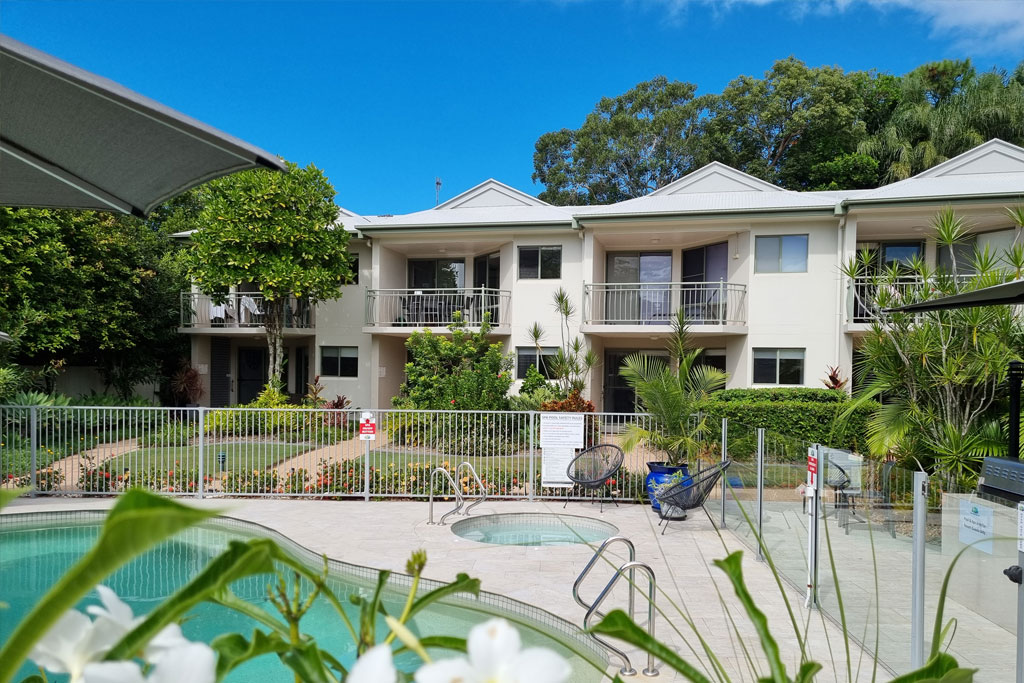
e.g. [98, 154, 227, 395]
[0, 34, 286, 217]
[884, 278, 1024, 313]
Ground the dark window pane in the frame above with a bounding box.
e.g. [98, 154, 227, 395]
[780, 235, 808, 272]
[881, 242, 922, 270]
[519, 248, 539, 278]
[682, 247, 705, 282]
[516, 348, 535, 379]
[755, 237, 780, 273]
[540, 247, 561, 279]
[699, 352, 727, 372]
[607, 253, 639, 283]
[338, 356, 358, 377]
[409, 260, 435, 288]
[539, 351, 558, 379]
[778, 358, 803, 384]
[321, 351, 339, 377]
[752, 357, 776, 383]
[937, 241, 975, 274]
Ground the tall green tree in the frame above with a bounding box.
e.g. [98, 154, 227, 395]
[0, 208, 189, 397]
[187, 162, 349, 383]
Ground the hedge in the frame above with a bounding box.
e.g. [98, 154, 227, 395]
[708, 388, 848, 404]
[697, 393, 878, 455]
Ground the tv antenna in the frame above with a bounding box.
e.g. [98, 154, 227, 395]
[435, 177, 442, 206]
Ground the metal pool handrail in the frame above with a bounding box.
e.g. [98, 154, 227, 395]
[585, 560, 659, 677]
[573, 536, 636, 620]
[427, 468, 464, 525]
[456, 461, 487, 516]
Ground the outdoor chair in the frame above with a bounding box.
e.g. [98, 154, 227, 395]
[564, 444, 624, 513]
[825, 461, 852, 531]
[654, 460, 731, 533]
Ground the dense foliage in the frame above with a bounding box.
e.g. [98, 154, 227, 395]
[843, 207, 1024, 481]
[187, 162, 350, 382]
[0, 207, 188, 397]
[394, 315, 513, 410]
[533, 57, 1024, 202]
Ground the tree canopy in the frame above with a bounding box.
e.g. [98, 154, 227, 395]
[186, 162, 350, 383]
[533, 57, 1024, 203]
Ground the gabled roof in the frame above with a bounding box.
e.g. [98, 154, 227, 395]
[649, 162, 784, 195]
[435, 179, 551, 210]
[916, 139, 1024, 178]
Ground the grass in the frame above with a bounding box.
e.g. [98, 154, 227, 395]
[104, 443, 307, 473]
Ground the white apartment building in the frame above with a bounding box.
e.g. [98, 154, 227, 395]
[180, 139, 1024, 410]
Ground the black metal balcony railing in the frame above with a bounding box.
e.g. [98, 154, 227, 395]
[365, 288, 511, 328]
[583, 282, 747, 326]
[180, 292, 314, 329]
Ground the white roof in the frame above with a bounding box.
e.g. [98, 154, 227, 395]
[172, 204, 371, 238]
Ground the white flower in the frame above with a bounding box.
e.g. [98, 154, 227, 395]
[29, 586, 139, 682]
[415, 618, 571, 683]
[349, 643, 397, 683]
[29, 586, 215, 683]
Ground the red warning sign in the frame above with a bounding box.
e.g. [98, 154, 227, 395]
[359, 412, 376, 441]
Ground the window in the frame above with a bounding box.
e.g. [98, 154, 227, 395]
[752, 348, 804, 385]
[755, 235, 808, 273]
[697, 349, 727, 373]
[518, 246, 561, 279]
[321, 346, 358, 377]
[937, 240, 975, 275]
[408, 258, 465, 289]
[516, 346, 558, 379]
[880, 242, 923, 271]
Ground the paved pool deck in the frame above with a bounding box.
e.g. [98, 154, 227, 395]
[4, 496, 879, 682]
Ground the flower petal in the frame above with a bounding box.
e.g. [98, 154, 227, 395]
[467, 618, 520, 677]
[82, 661, 146, 683]
[414, 657, 479, 683]
[87, 586, 135, 627]
[29, 609, 92, 674]
[144, 623, 191, 663]
[506, 647, 572, 683]
[147, 642, 216, 683]
[348, 644, 397, 683]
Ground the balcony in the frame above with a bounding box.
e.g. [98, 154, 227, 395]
[364, 288, 511, 334]
[179, 292, 314, 333]
[582, 282, 747, 334]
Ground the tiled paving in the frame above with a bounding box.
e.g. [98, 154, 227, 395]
[5, 496, 886, 681]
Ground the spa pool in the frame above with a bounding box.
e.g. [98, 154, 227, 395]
[451, 513, 618, 547]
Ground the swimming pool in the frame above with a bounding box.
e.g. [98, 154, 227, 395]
[451, 513, 618, 547]
[0, 511, 606, 681]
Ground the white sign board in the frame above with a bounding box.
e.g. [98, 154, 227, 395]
[1017, 503, 1024, 554]
[959, 499, 994, 554]
[541, 447, 575, 488]
[539, 413, 585, 449]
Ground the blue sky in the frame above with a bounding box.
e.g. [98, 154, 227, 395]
[3, 0, 1023, 215]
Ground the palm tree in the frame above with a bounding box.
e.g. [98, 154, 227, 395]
[619, 311, 728, 466]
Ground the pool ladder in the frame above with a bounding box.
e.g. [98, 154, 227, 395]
[427, 462, 487, 525]
[574, 536, 659, 677]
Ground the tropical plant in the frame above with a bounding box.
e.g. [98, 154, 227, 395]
[170, 361, 204, 405]
[841, 207, 1024, 482]
[620, 311, 729, 466]
[822, 365, 848, 391]
[527, 288, 597, 397]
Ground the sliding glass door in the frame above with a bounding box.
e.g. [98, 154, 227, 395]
[681, 242, 728, 323]
[605, 251, 671, 324]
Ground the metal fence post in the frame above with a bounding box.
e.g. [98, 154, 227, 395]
[756, 427, 765, 561]
[910, 471, 929, 669]
[806, 443, 822, 609]
[720, 417, 728, 528]
[528, 411, 536, 501]
[196, 406, 205, 499]
[29, 406, 38, 495]
[363, 411, 372, 502]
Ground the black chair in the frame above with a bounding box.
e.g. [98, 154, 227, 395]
[654, 460, 731, 533]
[564, 444, 624, 512]
[825, 461, 852, 531]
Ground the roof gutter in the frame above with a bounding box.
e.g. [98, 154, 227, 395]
[575, 205, 835, 226]
[836, 191, 1024, 214]
[360, 220, 574, 235]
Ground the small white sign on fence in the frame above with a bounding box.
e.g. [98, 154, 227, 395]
[358, 412, 376, 441]
[959, 499, 994, 554]
[541, 447, 575, 488]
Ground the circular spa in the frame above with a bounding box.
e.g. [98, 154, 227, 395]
[451, 513, 618, 547]
[0, 512, 607, 682]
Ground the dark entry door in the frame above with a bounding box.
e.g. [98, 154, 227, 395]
[604, 350, 667, 413]
[237, 348, 267, 405]
[472, 252, 501, 323]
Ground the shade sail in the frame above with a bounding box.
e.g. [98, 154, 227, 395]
[0, 34, 285, 217]
[884, 278, 1024, 313]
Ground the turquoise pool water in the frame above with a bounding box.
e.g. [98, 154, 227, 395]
[0, 513, 605, 682]
[451, 513, 618, 547]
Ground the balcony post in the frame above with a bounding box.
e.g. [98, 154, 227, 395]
[718, 279, 724, 324]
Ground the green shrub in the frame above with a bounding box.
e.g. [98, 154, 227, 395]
[709, 388, 848, 403]
[139, 421, 198, 447]
[71, 392, 158, 407]
[0, 365, 28, 402]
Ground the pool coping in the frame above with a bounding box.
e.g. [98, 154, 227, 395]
[0, 509, 609, 671]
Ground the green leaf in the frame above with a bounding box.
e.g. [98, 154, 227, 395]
[590, 610, 714, 683]
[0, 488, 26, 510]
[393, 635, 467, 657]
[212, 629, 291, 681]
[280, 641, 336, 683]
[0, 490, 218, 682]
[888, 652, 976, 682]
[107, 539, 278, 660]
[712, 552, 787, 683]
[408, 573, 481, 619]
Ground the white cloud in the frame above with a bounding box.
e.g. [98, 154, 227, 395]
[626, 0, 1024, 56]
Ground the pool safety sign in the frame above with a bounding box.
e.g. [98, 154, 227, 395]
[359, 412, 376, 441]
[540, 413, 585, 488]
[959, 500, 994, 554]
[807, 449, 818, 489]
